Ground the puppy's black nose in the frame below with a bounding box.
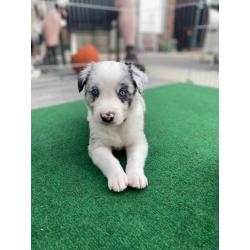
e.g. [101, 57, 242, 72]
[100, 112, 115, 123]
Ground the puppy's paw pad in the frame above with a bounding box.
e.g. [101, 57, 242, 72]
[108, 172, 128, 192]
[127, 172, 148, 189]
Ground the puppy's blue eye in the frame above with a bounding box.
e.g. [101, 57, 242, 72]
[118, 88, 128, 98]
[91, 88, 99, 97]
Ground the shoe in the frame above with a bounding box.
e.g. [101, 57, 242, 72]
[125, 46, 145, 72]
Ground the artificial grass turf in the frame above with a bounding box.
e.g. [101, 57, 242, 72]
[32, 83, 218, 250]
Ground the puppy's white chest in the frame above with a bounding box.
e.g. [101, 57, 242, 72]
[101, 128, 125, 149]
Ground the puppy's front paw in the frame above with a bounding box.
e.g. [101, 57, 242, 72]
[126, 171, 148, 189]
[108, 171, 128, 192]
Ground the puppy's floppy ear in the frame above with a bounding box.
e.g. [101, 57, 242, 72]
[78, 63, 93, 92]
[127, 63, 148, 94]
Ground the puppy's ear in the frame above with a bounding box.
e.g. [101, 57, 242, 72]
[78, 63, 93, 92]
[127, 63, 148, 94]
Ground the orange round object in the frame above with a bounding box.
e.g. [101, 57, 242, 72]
[71, 44, 100, 74]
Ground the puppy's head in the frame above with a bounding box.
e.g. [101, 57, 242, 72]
[78, 61, 148, 126]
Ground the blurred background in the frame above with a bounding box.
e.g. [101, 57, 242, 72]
[31, 0, 219, 109]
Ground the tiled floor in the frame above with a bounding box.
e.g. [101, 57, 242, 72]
[32, 52, 218, 109]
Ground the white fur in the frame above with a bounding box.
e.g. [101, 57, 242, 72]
[80, 61, 148, 192]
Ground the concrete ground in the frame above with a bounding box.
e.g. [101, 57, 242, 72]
[32, 52, 218, 109]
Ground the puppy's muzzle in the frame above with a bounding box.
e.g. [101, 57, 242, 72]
[100, 112, 115, 123]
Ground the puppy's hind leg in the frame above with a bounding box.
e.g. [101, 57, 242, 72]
[126, 136, 148, 189]
[88, 146, 128, 192]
